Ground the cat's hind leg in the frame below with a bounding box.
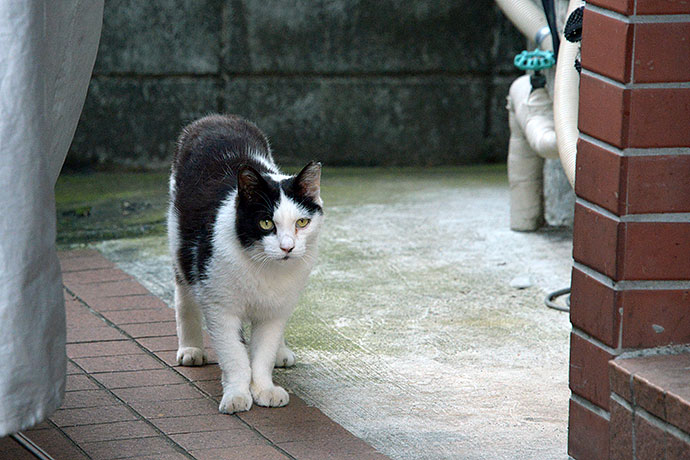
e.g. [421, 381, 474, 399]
[174, 280, 207, 366]
[250, 318, 290, 407]
[274, 336, 296, 368]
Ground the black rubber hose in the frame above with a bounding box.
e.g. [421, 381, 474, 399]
[545, 287, 571, 312]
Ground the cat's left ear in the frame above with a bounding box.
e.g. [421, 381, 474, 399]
[294, 161, 321, 201]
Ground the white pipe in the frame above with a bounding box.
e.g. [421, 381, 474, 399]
[553, 0, 584, 187]
[495, 0, 553, 51]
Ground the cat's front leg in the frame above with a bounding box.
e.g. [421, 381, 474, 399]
[249, 317, 290, 407]
[206, 310, 253, 414]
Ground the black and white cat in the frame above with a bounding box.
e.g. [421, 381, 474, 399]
[167, 114, 323, 413]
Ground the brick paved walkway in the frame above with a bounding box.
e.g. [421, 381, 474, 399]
[0, 249, 389, 460]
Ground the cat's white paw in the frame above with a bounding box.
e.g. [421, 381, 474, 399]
[250, 384, 290, 407]
[219, 389, 253, 414]
[274, 346, 296, 368]
[176, 347, 207, 366]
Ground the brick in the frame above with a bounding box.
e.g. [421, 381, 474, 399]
[63, 420, 158, 443]
[568, 397, 610, 460]
[253, 418, 354, 444]
[572, 203, 622, 280]
[67, 327, 127, 344]
[609, 360, 633, 402]
[67, 340, 143, 359]
[633, 22, 690, 83]
[569, 332, 615, 410]
[585, 0, 634, 15]
[621, 222, 690, 280]
[101, 308, 174, 325]
[81, 436, 178, 460]
[51, 405, 138, 427]
[578, 74, 630, 149]
[195, 380, 223, 398]
[277, 436, 388, 460]
[636, 0, 690, 14]
[87, 294, 169, 312]
[119, 321, 177, 338]
[634, 415, 666, 460]
[632, 374, 666, 419]
[570, 267, 621, 348]
[74, 354, 165, 373]
[609, 398, 633, 460]
[620, 289, 690, 347]
[150, 414, 245, 435]
[60, 255, 114, 273]
[581, 9, 633, 83]
[65, 308, 107, 329]
[190, 445, 290, 460]
[667, 431, 690, 460]
[628, 88, 690, 148]
[574, 139, 623, 215]
[171, 428, 265, 450]
[60, 389, 119, 409]
[93, 369, 188, 390]
[62, 268, 132, 285]
[113, 383, 205, 403]
[624, 155, 690, 214]
[128, 398, 219, 419]
[666, 391, 690, 435]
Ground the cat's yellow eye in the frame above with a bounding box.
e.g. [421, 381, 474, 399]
[296, 218, 310, 228]
[259, 219, 274, 231]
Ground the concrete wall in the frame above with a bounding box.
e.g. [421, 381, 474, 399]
[67, 0, 523, 170]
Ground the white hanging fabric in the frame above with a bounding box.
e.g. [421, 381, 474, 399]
[0, 0, 103, 435]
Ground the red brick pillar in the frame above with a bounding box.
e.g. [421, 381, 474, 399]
[568, 1, 690, 459]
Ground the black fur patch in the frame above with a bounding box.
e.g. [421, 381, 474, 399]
[170, 114, 322, 284]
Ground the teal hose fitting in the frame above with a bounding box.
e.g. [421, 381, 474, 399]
[513, 49, 555, 71]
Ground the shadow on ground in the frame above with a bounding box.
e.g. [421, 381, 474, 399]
[57, 166, 573, 460]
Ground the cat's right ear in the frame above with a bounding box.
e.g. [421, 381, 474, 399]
[237, 165, 265, 202]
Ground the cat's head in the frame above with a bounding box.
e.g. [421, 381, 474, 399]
[235, 162, 323, 263]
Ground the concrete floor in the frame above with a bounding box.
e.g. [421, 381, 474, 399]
[84, 167, 573, 460]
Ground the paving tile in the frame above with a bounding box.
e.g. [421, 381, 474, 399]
[65, 307, 109, 329]
[278, 435, 388, 460]
[190, 444, 290, 460]
[128, 397, 219, 419]
[62, 268, 132, 285]
[175, 363, 221, 382]
[119, 321, 177, 338]
[67, 361, 83, 375]
[81, 436, 179, 460]
[67, 340, 143, 359]
[113, 383, 206, 403]
[150, 414, 245, 435]
[93, 369, 188, 390]
[0, 435, 37, 460]
[170, 428, 265, 450]
[67, 327, 127, 344]
[195, 380, 223, 398]
[51, 405, 139, 427]
[74, 353, 165, 373]
[66, 374, 100, 391]
[71, 280, 151, 299]
[60, 389, 120, 409]
[102, 307, 174, 325]
[63, 420, 158, 443]
[138, 335, 180, 352]
[254, 418, 355, 444]
[60, 255, 115, 273]
[22, 428, 90, 459]
[86, 295, 169, 312]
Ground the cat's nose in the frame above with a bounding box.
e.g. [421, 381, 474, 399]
[280, 236, 295, 253]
